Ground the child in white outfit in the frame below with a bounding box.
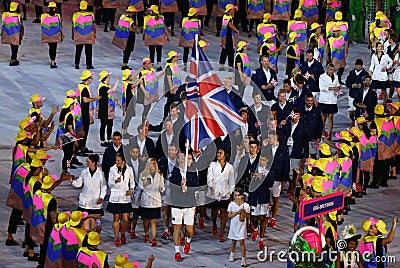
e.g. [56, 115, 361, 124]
[227, 188, 250, 267]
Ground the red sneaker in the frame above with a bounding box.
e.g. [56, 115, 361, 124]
[144, 234, 149, 243]
[121, 234, 127, 245]
[151, 238, 157, 247]
[258, 240, 265, 249]
[169, 226, 174, 234]
[218, 233, 224, 242]
[115, 239, 121, 247]
[184, 241, 191, 254]
[180, 237, 185, 246]
[322, 131, 328, 138]
[212, 226, 217, 236]
[252, 229, 258, 241]
[265, 217, 270, 227]
[175, 252, 182, 262]
[130, 231, 136, 239]
[198, 218, 204, 229]
[161, 231, 169, 240]
[126, 223, 131, 233]
[270, 218, 276, 227]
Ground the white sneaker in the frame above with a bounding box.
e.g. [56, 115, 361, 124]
[229, 252, 235, 262]
[241, 258, 247, 267]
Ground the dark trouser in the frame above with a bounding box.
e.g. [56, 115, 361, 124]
[75, 44, 93, 66]
[372, 158, 390, 186]
[62, 141, 74, 170]
[25, 224, 36, 249]
[235, 72, 245, 96]
[164, 95, 174, 119]
[95, 7, 102, 24]
[164, 12, 175, 32]
[10, 45, 18, 60]
[35, 5, 43, 19]
[8, 208, 22, 234]
[338, 67, 344, 82]
[38, 225, 52, 266]
[149, 45, 162, 64]
[122, 99, 136, 129]
[22, 4, 27, 19]
[198, 15, 204, 29]
[100, 118, 113, 141]
[236, 0, 247, 31]
[81, 117, 90, 148]
[103, 8, 116, 28]
[142, 104, 151, 122]
[183, 47, 190, 63]
[275, 20, 288, 35]
[216, 16, 222, 32]
[3, 0, 10, 11]
[204, 0, 214, 25]
[219, 44, 234, 67]
[136, 11, 144, 28]
[248, 19, 260, 33]
[360, 170, 370, 190]
[318, 0, 326, 24]
[123, 33, 136, 64]
[48, 43, 57, 61]
[179, 0, 189, 19]
[56, 3, 62, 17]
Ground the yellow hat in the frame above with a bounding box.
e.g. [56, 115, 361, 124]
[375, 11, 384, 20]
[335, 130, 352, 142]
[356, 116, 368, 125]
[69, 211, 88, 227]
[314, 159, 327, 172]
[30, 159, 43, 168]
[302, 173, 313, 187]
[123, 263, 137, 268]
[80, 70, 94, 81]
[147, 5, 159, 14]
[29, 149, 51, 160]
[66, 90, 77, 97]
[188, 7, 198, 17]
[328, 211, 337, 221]
[264, 32, 274, 40]
[41, 175, 56, 190]
[225, 3, 237, 12]
[29, 94, 45, 104]
[310, 23, 323, 31]
[361, 217, 385, 234]
[294, 9, 302, 19]
[62, 98, 75, 109]
[57, 212, 70, 225]
[333, 24, 341, 32]
[19, 116, 35, 130]
[376, 220, 388, 234]
[388, 102, 400, 110]
[237, 41, 249, 51]
[198, 40, 209, 48]
[48, 1, 56, 8]
[14, 129, 32, 141]
[289, 31, 299, 41]
[115, 254, 129, 268]
[350, 127, 363, 138]
[126, 5, 137, 12]
[99, 70, 111, 81]
[306, 158, 315, 172]
[374, 104, 384, 115]
[10, 1, 19, 12]
[339, 143, 352, 157]
[87, 231, 101, 246]
[122, 69, 135, 80]
[319, 143, 332, 156]
[79, 0, 88, 10]
[335, 11, 342, 21]
[311, 176, 324, 193]
[263, 13, 273, 21]
[167, 50, 179, 60]
[142, 57, 151, 64]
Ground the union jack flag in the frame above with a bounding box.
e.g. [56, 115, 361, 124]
[184, 39, 245, 151]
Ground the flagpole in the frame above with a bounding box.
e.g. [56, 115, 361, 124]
[183, 139, 189, 193]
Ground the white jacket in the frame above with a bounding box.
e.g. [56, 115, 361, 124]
[319, 73, 339, 105]
[71, 168, 107, 210]
[207, 162, 235, 201]
[369, 53, 393, 81]
[139, 172, 165, 208]
[392, 54, 400, 82]
[108, 165, 135, 203]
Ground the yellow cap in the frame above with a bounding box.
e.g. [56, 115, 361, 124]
[294, 9, 302, 19]
[264, 32, 274, 40]
[147, 5, 159, 14]
[19, 117, 35, 130]
[333, 24, 341, 32]
[388, 102, 400, 110]
[29, 94, 45, 104]
[41, 175, 56, 190]
[339, 143, 352, 157]
[375, 11, 384, 20]
[225, 4, 237, 12]
[198, 40, 209, 48]
[335, 11, 342, 21]
[289, 31, 299, 41]
[335, 130, 352, 142]
[62, 98, 75, 109]
[310, 23, 322, 31]
[142, 57, 151, 64]
[350, 127, 363, 138]
[115, 254, 129, 268]
[263, 12, 273, 21]
[319, 143, 331, 156]
[79, 0, 88, 10]
[57, 212, 70, 225]
[311, 176, 324, 193]
[48, 1, 56, 8]
[374, 104, 384, 115]
[87, 231, 101, 246]
[10, 1, 19, 12]
[123, 262, 137, 268]
[328, 211, 337, 221]
[66, 90, 77, 97]
[167, 50, 179, 60]
[80, 70, 94, 81]
[126, 5, 137, 12]
[14, 129, 32, 141]
[122, 69, 135, 80]
[188, 7, 198, 17]
[30, 159, 43, 168]
[376, 220, 388, 234]
[29, 149, 51, 160]
[237, 41, 249, 51]
[99, 70, 111, 81]
[356, 116, 368, 125]
[69, 211, 88, 227]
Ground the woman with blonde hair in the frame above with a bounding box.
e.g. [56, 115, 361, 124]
[139, 158, 165, 247]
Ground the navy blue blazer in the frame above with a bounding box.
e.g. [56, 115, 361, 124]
[283, 121, 309, 159]
[236, 153, 260, 193]
[300, 60, 325, 93]
[169, 166, 199, 208]
[251, 67, 278, 101]
[353, 88, 377, 121]
[268, 143, 290, 182]
[300, 105, 323, 141]
[102, 145, 124, 181]
[345, 68, 369, 98]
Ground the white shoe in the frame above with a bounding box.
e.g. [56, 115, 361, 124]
[241, 258, 247, 267]
[229, 253, 235, 262]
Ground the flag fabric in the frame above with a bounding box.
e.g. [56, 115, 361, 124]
[185, 40, 245, 151]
